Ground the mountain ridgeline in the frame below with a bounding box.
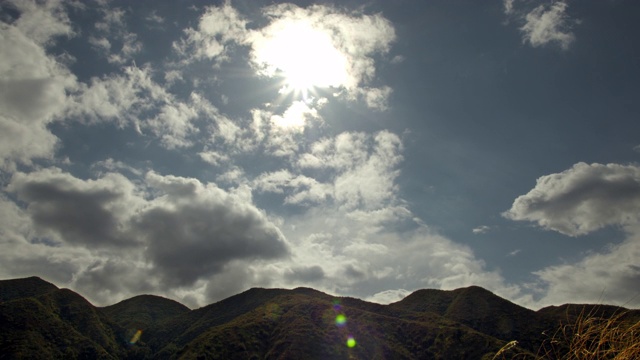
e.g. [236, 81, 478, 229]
[0, 277, 638, 359]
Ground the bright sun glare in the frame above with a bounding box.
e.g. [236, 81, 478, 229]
[254, 20, 349, 98]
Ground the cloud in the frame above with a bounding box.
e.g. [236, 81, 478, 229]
[504, 162, 640, 307]
[244, 131, 527, 305]
[520, 1, 575, 50]
[145, 10, 165, 25]
[90, 6, 141, 64]
[7, 168, 142, 248]
[503, 0, 516, 15]
[68, 67, 226, 149]
[0, 1, 77, 169]
[248, 130, 405, 210]
[531, 226, 640, 307]
[367, 289, 410, 304]
[136, 171, 290, 287]
[507, 249, 521, 257]
[253, 170, 332, 205]
[247, 3, 396, 107]
[503, 162, 640, 236]
[173, 1, 248, 64]
[284, 265, 325, 283]
[2, 167, 290, 304]
[472, 225, 491, 234]
[3, 0, 75, 45]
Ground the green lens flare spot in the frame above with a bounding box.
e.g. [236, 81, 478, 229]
[335, 314, 347, 326]
[346, 336, 356, 348]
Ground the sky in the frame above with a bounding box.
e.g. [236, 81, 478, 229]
[1, 0, 639, 310]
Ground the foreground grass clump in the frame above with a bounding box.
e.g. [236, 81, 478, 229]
[491, 306, 640, 360]
[540, 307, 640, 360]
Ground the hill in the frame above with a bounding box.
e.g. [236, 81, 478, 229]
[0, 276, 638, 359]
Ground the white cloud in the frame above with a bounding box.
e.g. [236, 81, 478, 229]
[173, 1, 248, 64]
[504, 162, 640, 308]
[503, 0, 516, 15]
[147, 100, 199, 149]
[241, 130, 526, 305]
[353, 86, 393, 111]
[4, 0, 75, 45]
[472, 225, 491, 234]
[0, 2, 77, 169]
[198, 150, 229, 166]
[266, 131, 402, 211]
[91, 6, 141, 64]
[520, 1, 575, 50]
[504, 162, 640, 236]
[145, 10, 165, 25]
[531, 227, 640, 308]
[253, 170, 332, 205]
[367, 289, 410, 304]
[270, 101, 320, 130]
[68, 66, 222, 149]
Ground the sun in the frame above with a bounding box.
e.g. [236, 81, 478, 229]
[252, 19, 349, 98]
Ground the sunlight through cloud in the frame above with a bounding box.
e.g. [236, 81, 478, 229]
[250, 19, 348, 99]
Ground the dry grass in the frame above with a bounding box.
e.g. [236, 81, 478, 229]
[538, 306, 640, 360]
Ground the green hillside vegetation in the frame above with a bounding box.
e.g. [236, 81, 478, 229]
[0, 276, 638, 359]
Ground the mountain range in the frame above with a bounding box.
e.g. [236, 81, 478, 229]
[0, 276, 638, 359]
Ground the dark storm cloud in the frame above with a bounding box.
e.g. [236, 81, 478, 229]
[7, 169, 137, 247]
[135, 200, 289, 287]
[6, 168, 290, 298]
[134, 171, 290, 287]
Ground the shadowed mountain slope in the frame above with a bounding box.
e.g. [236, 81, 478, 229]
[389, 286, 550, 350]
[0, 276, 58, 302]
[0, 283, 124, 359]
[102, 295, 190, 330]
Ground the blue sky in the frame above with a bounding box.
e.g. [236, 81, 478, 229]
[1, 0, 639, 309]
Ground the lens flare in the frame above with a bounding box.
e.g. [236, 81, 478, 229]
[129, 329, 142, 344]
[346, 335, 356, 348]
[335, 314, 347, 327]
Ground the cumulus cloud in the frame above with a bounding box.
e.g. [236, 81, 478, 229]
[7, 168, 142, 248]
[531, 227, 640, 307]
[504, 162, 640, 308]
[0, 1, 77, 169]
[136, 171, 289, 287]
[520, 1, 575, 50]
[2, 167, 289, 305]
[503, 162, 640, 236]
